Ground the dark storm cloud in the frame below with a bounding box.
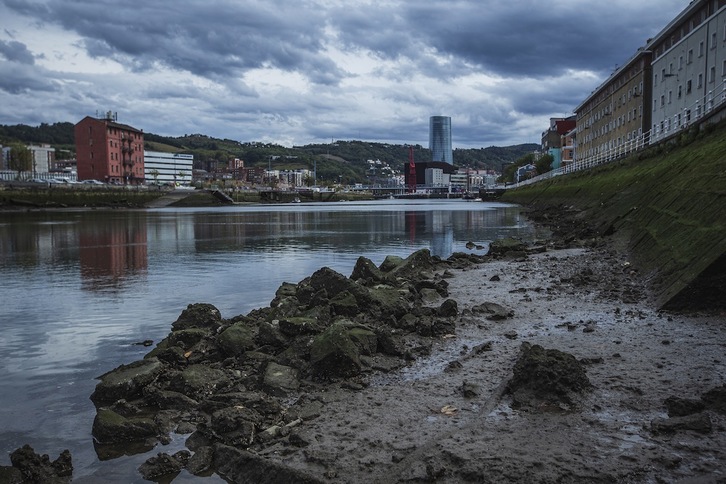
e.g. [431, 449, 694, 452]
[0, 62, 58, 94]
[5, 0, 345, 84]
[0, 39, 35, 64]
[334, 1, 683, 79]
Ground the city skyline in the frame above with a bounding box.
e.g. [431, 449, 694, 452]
[0, 1, 689, 148]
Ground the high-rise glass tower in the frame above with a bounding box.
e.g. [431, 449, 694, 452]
[429, 116, 453, 164]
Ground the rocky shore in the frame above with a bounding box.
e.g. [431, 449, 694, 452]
[2, 209, 725, 484]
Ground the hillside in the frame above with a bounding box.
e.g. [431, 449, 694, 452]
[501, 119, 726, 310]
[1, 122, 536, 183]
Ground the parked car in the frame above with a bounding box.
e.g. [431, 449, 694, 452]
[81, 179, 104, 185]
[28, 178, 48, 183]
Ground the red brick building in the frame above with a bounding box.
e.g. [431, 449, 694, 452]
[74, 113, 145, 184]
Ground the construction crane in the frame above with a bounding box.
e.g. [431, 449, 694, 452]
[407, 146, 416, 193]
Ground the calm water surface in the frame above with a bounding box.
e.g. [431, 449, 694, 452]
[0, 199, 542, 482]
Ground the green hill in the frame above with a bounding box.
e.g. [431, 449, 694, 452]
[1, 122, 536, 184]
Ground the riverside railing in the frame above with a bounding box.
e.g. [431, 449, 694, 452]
[516, 76, 726, 188]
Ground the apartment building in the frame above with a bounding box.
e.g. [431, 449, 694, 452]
[574, 48, 652, 162]
[74, 113, 145, 184]
[649, 0, 726, 142]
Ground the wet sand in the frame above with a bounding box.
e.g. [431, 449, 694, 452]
[250, 244, 726, 483]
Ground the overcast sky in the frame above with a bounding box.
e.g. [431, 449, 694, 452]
[0, 0, 689, 148]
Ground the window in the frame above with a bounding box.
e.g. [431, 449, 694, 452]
[723, 59, 726, 77]
[678, 85, 682, 99]
[687, 49, 694, 64]
[698, 41, 704, 57]
[679, 55, 684, 70]
[654, 74, 658, 85]
[687, 79, 692, 93]
[712, 32, 717, 49]
[668, 91, 672, 104]
[698, 73, 703, 88]
[660, 95, 665, 107]
[709, 66, 716, 83]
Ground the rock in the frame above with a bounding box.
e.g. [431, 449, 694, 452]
[138, 452, 184, 481]
[350, 256, 385, 283]
[308, 267, 357, 300]
[460, 380, 480, 398]
[257, 321, 288, 347]
[171, 303, 223, 331]
[90, 357, 164, 405]
[168, 328, 210, 349]
[187, 446, 215, 475]
[8, 445, 72, 484]
[471, 302, 513, 320]
[169, 365, 230, 400]
[664, 396, 706, 417]
[505, 343, 591, 410]
[488, 237, 527, 256]
[263, 362, 300, 397]
[386, 249, 435, 280]
[702, 384, 726, 414]
[217, 322, 257, 356]
[437, 299, 458, 317]
[651, 413, 712, 434]
[310, 320, 363, 378]
[145, 388, 200, 410]
[213, 444, 325, 484]
[92, 408, 158, 444]
[210, 408, 258, 447]
[330, 291, 362, 317]
[379, 255, 405, 273]
[278, 317, 325, 336]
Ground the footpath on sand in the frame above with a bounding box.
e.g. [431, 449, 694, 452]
[3, 216, 725, 484]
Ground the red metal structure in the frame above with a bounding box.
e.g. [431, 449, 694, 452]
[407, 146, 416, 193]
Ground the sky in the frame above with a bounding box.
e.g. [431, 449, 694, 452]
[0, 0, 690, 148]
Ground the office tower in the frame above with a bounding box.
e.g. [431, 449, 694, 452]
[429, 116, 453, 164]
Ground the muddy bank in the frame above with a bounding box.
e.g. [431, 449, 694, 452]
[3, 214, 725, 483]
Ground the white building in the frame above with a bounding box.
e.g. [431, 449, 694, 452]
[144, 151, 194, 185]
[425, 167, 445, 186]
[650, 1, 726, 143]
[28, 144, 55, 174]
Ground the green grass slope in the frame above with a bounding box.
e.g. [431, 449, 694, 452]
[502, 120, 726, 309]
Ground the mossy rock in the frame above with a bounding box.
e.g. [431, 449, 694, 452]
[90, 357, 164, 405]
[92, 408, 159, 444]
[310, 321, 363, 378]
[171, 303, 223, 331]
[217, 322, 257, 357]
[488, 237, 527, 255]
[168, 328, 210, 349]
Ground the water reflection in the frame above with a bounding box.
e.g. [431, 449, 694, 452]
[0, 200, 541, 481]
[79, 216, 148, 291]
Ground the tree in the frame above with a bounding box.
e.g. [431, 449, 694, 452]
[149, 169, 160, 184]
[535, 154, 554, 175]
[8, 144, 32, 173]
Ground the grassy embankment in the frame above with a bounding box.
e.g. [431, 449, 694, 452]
[502, 120, 726, 308]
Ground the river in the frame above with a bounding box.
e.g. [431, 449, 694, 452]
[0, 199, 543, 482]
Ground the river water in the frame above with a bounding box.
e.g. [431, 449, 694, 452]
[0, 199, 542, 482]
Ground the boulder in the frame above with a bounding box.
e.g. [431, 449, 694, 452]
[138, 452, 186, 481]
[171, 303, 223, 331]
[350, 256, 385, 284]
[308, 267, 356, 300]
[278, 317, 325, 336]
[386, 249, 435, 280]
[90, 357, 164, 405]
[167, 328, 210, 349]
[310, 321, 364, 378]
[92, 408, 158, 444]
[217, 322, 257, 357]
[8, 445, 72, 484]
[169, 365, 230, 400]
[262, 362, 300, 397]
[488, 237, 527, 256]
[437, 299, 458, 318]
[379, 255, 404, 273]
[505, 343, 591, 410]
[651, 413, 712, 434]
